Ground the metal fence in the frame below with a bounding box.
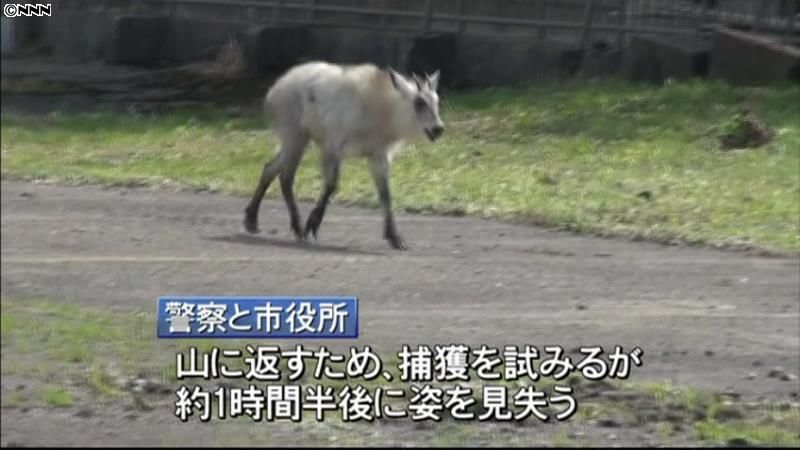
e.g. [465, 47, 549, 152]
[62, 0, 800, 42]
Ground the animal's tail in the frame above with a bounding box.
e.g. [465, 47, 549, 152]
[263, 87, 277, 125]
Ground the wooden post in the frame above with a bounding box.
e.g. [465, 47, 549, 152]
[537, 0, 548, 41]
[702, 0, 712, 26]
[273, 0, 284, 25]
[457, 0, 466, 35]
[580, 0, 596, 54]
[380, 0, 388, 29]
[616, 0, 627, 49]
[422, 0, 434, 34]
[307, 0, 316, 23]
[783, 0, 799, 44]
[754, 0, 767, 33]
[789, 0, 800, 43]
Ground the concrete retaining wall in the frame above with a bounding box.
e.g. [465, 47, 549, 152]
[708, 25, 800, 85]
[46, 11, 114, 62]
[38, 9, 590, 87]
[624, 34, 711, 83]
[306, 28, 414, 70]
[32, 9, 800, 88]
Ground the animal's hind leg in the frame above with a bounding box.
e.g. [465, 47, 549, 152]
[278, 133, 310, 241]
[243, 152, 283, 233]
[304, 151, 340, 240]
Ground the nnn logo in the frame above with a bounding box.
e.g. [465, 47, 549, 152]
[4, 3, 52, 17]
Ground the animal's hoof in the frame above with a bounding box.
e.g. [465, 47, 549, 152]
[243, 218, 260, 234]
[290, 219, 304, 242]
[387, 235, 409, 251]
[292, 228, 307, 243]
[303, 228, 318, 241]
[304, 212, 322, 241]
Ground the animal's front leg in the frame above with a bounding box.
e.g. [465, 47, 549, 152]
[304, 152, 340, 240]
[369, 155, 407, 250]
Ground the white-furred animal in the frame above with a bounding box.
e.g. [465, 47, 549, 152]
[243, 60, 445, 250]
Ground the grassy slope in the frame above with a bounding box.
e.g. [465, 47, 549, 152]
[2, 79, 799, 252]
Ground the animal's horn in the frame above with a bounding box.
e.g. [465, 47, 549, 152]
[427, 70, 441, 90]
[412, 74, 423, 90]
[387, 67, 402, 90]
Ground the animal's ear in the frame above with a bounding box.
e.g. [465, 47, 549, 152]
[388, 68, 416, 98]
[427, 70, 441, 91]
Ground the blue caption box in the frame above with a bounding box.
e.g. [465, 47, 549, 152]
[157, 296, 359, 339]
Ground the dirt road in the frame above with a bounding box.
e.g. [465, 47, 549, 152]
[2, 57, 799, 446]
[2, 179, 798, 398]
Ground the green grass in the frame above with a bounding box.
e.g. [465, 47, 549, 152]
[635, 380, 800, 446]
[695, 420, 800, 446]
[0, 297, 215, 398]
[2, 79, 799, 252]
[87, 364, 126, 397]
[639, 380, 707, 411]
[2, 297, 799, 446]
[551, 428, 580, 447]
[1, 390, 29, 408]
[0, 298, 152, 372]
[40, 385, 74, 407]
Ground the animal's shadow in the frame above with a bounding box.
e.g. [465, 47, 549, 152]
[206, 233, 384, 256]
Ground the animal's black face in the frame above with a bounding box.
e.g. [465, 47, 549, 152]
[425, 125, 444, 142]
[414, 92, 444, 142]
[411, 72, 444, 142]
[388, 68, 445, 142]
